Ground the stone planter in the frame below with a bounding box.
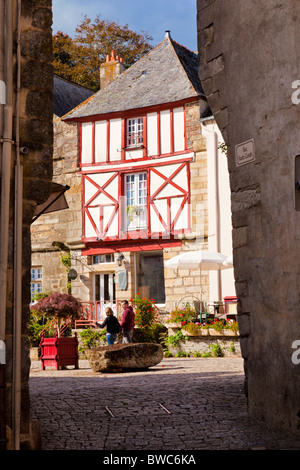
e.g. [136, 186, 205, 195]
[209, 329, 224, 335]
[86, 342, 163, 372]
[165, 322, 182, 328]
[200, 329, 209, 336]
[222, 329, 239, 336]
[181, 329, 200, 337]
[182, 329, 208, 336]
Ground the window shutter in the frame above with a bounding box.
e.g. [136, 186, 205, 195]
[118, 270, 127, 290]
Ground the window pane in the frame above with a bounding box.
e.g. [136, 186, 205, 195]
[125, 172, 147, 229]
[127, 117, 143, 147]
[136, 253, 165, 304]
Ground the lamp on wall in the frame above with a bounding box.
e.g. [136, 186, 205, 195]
[116, 253, 125, 266]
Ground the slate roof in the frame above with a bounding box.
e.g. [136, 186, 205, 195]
[54, 75, 94, 117]
[63, 33, 206, 121]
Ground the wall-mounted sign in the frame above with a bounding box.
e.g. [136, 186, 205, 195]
[0, 80, 5, 104]
[235, 139, 255, 166]
[0, 340, 5, 364]
[68, 269, 78, 281]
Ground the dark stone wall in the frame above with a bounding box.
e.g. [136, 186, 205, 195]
[197, 0, 300, 434]
[3, 0, 53, 448]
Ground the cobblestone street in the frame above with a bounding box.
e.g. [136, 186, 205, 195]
[29, 356, 300, 453]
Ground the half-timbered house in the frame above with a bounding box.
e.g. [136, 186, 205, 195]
[31, 32, 235, 322]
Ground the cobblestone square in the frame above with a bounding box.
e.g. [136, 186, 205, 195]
[29, 357, 300, 451]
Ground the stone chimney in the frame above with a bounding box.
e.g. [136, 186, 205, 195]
[100, 50, 126, 89]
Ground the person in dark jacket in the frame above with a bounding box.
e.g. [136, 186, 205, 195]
[96, 307, 121, 345]
[120, 300, 135, 343]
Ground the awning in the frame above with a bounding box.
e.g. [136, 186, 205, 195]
[32, 182, 70, 223]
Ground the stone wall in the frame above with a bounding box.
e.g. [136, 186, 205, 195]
[31, 116, 81, 295]
[197, 0, 300, 434]
[2, 0, 53, 449]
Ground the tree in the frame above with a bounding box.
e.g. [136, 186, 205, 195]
[53, 15, 153, 91]
[31, 292, 82, 337]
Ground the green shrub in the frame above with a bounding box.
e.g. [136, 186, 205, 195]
[210, 343, 223, 357]
[132, 323, 167, 344]
[79, 329, 107, 350]
[166, 329, 185, 347]
[166, 305, 197, 324]
[176, 350, 189, 357]
[132, 294, 157, 329]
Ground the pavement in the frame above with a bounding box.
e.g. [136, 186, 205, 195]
[29, 356, 300, 453]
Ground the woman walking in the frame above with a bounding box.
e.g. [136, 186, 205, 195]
[97, 307, 121, 345]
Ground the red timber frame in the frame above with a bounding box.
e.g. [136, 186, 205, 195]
[67, 97, 199, 168]
[65, 98, 199, 245]
[81, 156, 192, 243]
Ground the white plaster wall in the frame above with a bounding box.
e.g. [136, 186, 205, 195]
[109, 118, 122, 160]
[81, 122, 93, 163]
[160, 110, 171, 154]
[173, 107, 185, 152]
[147, 112, 157, 156]
[201, 121, 235, 302]
[95, 120, 107, 163]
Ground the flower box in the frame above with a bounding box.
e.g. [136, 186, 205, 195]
[222, 329, 238, 336]
[209, 328, 224, 336]
[40, 333, 79, 370]
[182, 329, 200, 336]
[165, 322, 182, 329]
[182, 327, 210, 336]
[200, 329, 209, 336]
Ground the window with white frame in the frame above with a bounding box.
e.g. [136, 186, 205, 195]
[125, 172, 147, 229]
[126, 117, 143, 147]
[30, 267, 42, 302]
[92, 254, 114, 264]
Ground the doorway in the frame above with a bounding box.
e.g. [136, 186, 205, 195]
[93, 273, 116, 320]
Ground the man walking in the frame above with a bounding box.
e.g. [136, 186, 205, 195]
[120, 300, 135, 343]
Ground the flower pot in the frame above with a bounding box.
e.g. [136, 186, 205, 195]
[40, 333, 79, 370]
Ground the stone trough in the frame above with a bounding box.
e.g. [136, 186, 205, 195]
[86, 342, 164, 373]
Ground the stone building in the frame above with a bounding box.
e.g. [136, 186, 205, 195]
[31, 75, 93, 297]
[0, 0, 53, 450]
[31, 32, 235, 324]
[197, 0, 300, 434]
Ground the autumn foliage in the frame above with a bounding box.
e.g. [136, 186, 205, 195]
[53, 15, 153, 91]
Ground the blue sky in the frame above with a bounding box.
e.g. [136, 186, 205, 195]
[52, 0, 198, 52]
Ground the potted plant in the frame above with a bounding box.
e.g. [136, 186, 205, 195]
[31, 292, 82, 370]
[165, 305, 197, 328]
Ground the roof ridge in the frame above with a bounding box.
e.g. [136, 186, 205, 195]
[168, 37, 205, 97]
[63, 34, 204, 120]
[54, 73, 95, 92]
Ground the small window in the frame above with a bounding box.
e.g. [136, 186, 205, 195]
[30, 268, 42, 302]
[126, 117, 143, 148]
[92, 254, 114, 264]
[31, 267, 42, 280]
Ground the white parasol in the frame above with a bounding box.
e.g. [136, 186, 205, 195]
[165, 250, 233, 301]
